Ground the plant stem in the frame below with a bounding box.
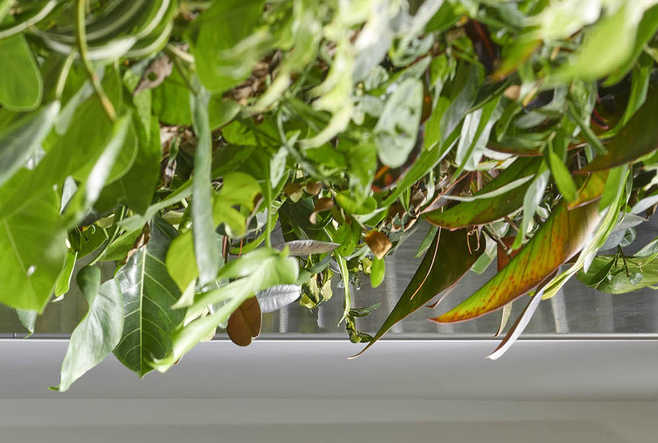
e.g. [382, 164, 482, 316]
[55, 51, 76, 100]
[166, 46, 198, 94]
[88, 206, 127, 266]
[76, 0, 116, 121]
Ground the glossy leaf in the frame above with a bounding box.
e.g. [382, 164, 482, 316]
[54, 250, 78, 297]
[425, 158, 541, 229]
[0, 34, 42, 110]
[227, 297, 262, 347]
[370, 258, 385, 289]
[433, 199, 600, 323]
[351, 228, 484, 358]
[113, 218, 184, 377]
[581, 86, 658, 172]
[52, 266, 123, 391]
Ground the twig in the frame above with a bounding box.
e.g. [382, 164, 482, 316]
[76, 0, 116, 121]
[483, 225, 510, 255]
[504, 215, 520, 233]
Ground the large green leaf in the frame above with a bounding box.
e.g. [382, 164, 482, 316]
[351, 228, 484, 358]
[52, 266, 123, 392]
[0, 101, 60, 187]
[578, 254, 658, 294]
[581, 86, 658, 172]
[424, 157, 541, 229]
[0, 34, 42, 111]
[189, 0, 266, 93]
[434, 198, 601, 323]
[0, 173, 66, 311]
[113, 218, 184, 377]
[153, 247, 298, 373]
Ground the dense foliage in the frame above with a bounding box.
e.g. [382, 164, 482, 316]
[2, 0, 658, 390]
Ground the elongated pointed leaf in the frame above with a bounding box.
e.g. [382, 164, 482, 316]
[256, 284, 301, 313]
[0, 34, 42, 111]
[351, 228, 484, 358]
[273, 240, 340, 256]
[580, 86, 658, 172]
[433, 199, 600, 323]
[190, 87, 220, 286]
[52, 267, 123, 392]
[0, 101, 60, 187]
[425, 157, 541, 229]
[113, 218, 184, 377]
[568, 171, 608, 209]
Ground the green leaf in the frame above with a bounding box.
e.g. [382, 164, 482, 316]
[152, 68, 192, 125]
[99, 115, 162, 214]
[52, 266, 123, 392]
[153, 248, 298, 373]
[16, 309, 38, 336]
[581, 86, 658, 172]
[547, 149, 577, 202]
[599, 164, 628, 211]
[54, 250, 77, 297]
[189, 0, 267, 93]
[351, 228, 484, 358]
[118, 181, 192, 232]
[579, 255, 658, 294]
[0, 173, 66, 312]
[374, 78, 423, 168]
[370, 257, 385, 288]
[0, 34, 42, 110]
[433, 199, 601, 323]
[0, 101, 60, 187]
[113, 218, 184, 377]
[454, 95, 503, 174]
[425, 158, 542, 229]
[190, 87, 219, 286]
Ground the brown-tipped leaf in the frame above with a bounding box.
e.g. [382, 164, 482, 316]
[350, 228, 484, 358]
[227, 296, 262, 347]
[425, 158, 541, 229]
[432, 199, 600, 323]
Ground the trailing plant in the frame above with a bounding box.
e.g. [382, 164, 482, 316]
[1, 0, 658, 390]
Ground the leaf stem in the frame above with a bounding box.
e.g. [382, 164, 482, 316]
[166, 46, 198, 94]
[76, 0, 116, 122]
[55, 51, 76, 100]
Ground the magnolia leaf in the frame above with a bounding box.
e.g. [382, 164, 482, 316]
[433, 199, 600, 323]
[425, 157, 541, 229]
[351, 228, 484, 358]
[227, 297, 262, 346]
[113, 218, 184, 377]
[52, 267, 123, 391]
[256, 284, 301, 313]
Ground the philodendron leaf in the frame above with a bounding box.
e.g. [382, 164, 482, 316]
[52, 266, 123, 392]
[153, 248, 298, 373]
[113, 218, 184, 378]
[0, 34, 42, 111]
[0, 101, 60, 187]
[256, 284, 301, 313]
[272, 240, 340, 256]
[227, 296, 261, 347]
[433, 199, 601, 323]
[0, 172, 67, 312]
[190, 86, 220, 286]
[580, 86, 658, 172]
[425, 157, 541, 229]
[351, 228, 484, 358]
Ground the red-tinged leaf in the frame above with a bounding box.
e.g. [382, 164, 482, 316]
[424, 157, 541, 229]
[580, 86, 658, 172]
[227, 297, 262, 347]
[432, 199, 601, 323]
[350, 228, 484, 358]
[568, 171, 608, 209]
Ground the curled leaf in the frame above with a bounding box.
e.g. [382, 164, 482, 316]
[365, 230, 392, 259]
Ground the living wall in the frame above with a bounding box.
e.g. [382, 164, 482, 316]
[1, 0, 658, 391]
